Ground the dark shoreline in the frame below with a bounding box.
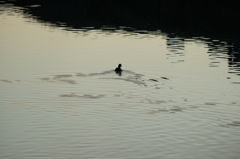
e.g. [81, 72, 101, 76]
[6, 0, 240, 42]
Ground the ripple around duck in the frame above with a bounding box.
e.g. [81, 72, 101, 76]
[0, 79, 12, 83]
[34, 70, 175, 116]
[53, 74, 73, 79]
[59, 93, 105, 99]
[37, 70, 159, 88]
[147, 105, 200, 114]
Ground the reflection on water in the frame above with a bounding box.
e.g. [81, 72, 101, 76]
[166, 34, 185, 56]
[1, 2, 240, 159]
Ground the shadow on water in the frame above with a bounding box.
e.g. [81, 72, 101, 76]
[2, 0, 240, 76]
[5, 0, 240, 39]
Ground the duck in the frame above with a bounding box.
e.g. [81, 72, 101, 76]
[115, 64, 122, 72]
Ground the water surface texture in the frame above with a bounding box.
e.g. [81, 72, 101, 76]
[0, 3, 240, 159]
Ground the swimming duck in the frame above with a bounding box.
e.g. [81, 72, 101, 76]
[115, 64, 122, 72]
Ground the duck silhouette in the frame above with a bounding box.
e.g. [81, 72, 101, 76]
[115, 64, 122, 75]
[115, 64, 122, 72]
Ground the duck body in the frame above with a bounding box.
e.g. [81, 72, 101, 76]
[115, 64, 122, 72]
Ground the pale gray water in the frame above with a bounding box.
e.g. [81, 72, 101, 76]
[0, 3, 240, 159]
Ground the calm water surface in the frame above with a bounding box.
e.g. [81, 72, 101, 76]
[0, 3, 240, 159]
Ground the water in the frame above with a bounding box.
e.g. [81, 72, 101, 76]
[0, 3, 240, 159]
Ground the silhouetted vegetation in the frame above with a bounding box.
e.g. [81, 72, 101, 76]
[8, 0, 240, 41]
